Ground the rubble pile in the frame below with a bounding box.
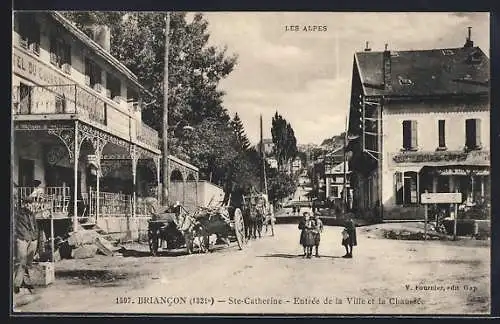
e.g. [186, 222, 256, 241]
[41, 228, 119, 261]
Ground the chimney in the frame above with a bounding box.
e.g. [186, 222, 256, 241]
[464, 26, 474, 48]
[91, 25, 111, 52]
[364, 41, 372, 52]
[383, 43, 392, 91]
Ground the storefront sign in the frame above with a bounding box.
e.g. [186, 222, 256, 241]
[13, 47, 71, 93]
[421, 193, 462, 204]
[392, 151, 467, 163]
[13, 47, 107, 120]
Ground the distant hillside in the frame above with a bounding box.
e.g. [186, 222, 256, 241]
[320, 132, 345, 150]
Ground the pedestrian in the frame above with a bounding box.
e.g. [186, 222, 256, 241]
[14, 197, 40, 295]
[303, 215, 316, 258]
[312, 214, 323, 257]
[29, 180, 44, 200]
[342, 217, 357, 258]
[298, 212, 310, 256]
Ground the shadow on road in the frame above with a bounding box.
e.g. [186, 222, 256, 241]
[258, 253, 344, 259]
[117, 245, 233, 258]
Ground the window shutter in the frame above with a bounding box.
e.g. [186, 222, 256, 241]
[411, 120, 418, 149]
[394, 172, 403, 205]
[438, 120, 446, 148]
[475, 119, 481, 148]
[402, 120, 410, 149]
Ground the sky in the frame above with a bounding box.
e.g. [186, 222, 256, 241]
[190, 12, 490, 145]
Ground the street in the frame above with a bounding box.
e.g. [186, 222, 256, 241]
[15, 224, 490, 315]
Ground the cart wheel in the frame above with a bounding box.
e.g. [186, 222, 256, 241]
[234, 208, 245, 250]
[148, 230, 159, 256]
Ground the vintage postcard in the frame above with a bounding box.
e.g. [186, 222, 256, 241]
[11, 11, 491, 315]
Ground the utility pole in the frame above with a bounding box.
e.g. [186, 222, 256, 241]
[162, 11, 170, 205]
[260, 114, 264, 193]
[343, 114, 348, 213]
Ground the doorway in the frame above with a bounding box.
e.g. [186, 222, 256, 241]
[18, 158, 34, 186]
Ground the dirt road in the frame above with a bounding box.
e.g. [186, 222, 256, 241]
[14, 224, 490, 315]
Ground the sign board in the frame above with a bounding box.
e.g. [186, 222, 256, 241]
[420, 193, 462, 204]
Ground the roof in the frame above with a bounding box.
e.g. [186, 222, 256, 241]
[355, 46, 489, 97]
[50, 12, 151, 96]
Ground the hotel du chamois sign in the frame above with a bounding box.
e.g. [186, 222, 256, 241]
[13, 46, 106, 111]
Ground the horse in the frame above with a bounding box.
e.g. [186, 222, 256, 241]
[243, 199, 265, 239]
[191, 206, 233, 253]
[153, 207, 199, 254]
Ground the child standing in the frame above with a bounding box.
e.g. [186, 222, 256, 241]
[342, 218, 357, 258]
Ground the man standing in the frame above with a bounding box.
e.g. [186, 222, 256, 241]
[14, 197, 39, 294]
[342, 217, 357, 258]
[312, 214, 323, 257]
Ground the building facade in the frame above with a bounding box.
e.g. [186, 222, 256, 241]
[12, 12, 198, 233]
[347, 31, 490, 221]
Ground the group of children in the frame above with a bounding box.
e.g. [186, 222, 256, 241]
[298, 212, 357, 258]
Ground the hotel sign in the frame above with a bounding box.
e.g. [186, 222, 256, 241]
[421, 193, 462, 204]
[13, 47, 71, 90]
[13, 47, 107, 121]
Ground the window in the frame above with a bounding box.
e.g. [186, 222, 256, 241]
[331, 186, 339, 198]
[438, 120, 446, 149]
[465, 119, 481, 150]
[18, 83, 31, 114]
[85, 58, 102, 88]
[106, 73, 121, 102]
[50, 36, 72, 70]
[17, 13, 40, 55]
[402, 120, 418, 150]
[394, 171, 418, 205]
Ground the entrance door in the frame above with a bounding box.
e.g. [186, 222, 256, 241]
[18, 158, 34, 186]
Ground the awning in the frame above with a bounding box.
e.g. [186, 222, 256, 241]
[436, 167, 490, 176]
[392, 165, 424, 173]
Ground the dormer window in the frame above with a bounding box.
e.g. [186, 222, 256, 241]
[50, 35, 72, 72]
[467, 50, 482, 64]
[17, 13, 40, 55]
[442, 49, 455, 56]
[398, 76, 413, 86]
[107, 73, 121, 103]
[85, 58, 102, 89]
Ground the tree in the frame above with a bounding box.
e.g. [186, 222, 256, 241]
[271, 112, 298, 169]
[266, 169, 297, 205]
[62, 11, 238, 151]
[230, 113, 251, 151]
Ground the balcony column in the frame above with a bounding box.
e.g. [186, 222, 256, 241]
[90, 137, 107, 221]
[154, 157, 161, 203]
[130, 145, 139, 218]
[480, 176, 485, 199]
[72, 122, 80, 232]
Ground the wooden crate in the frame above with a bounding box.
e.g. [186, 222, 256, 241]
[28, 262, 55, 287]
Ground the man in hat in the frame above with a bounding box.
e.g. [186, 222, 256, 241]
[312, 214, 323, 257]
[14, 197, 40, 294]
[28, 180, 44, 200]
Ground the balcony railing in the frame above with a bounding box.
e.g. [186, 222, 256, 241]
[13, 84, 160, 149]
[16, 186, 71, 217]
[137, 122, 160, 149]
[12, 84, 107, 125]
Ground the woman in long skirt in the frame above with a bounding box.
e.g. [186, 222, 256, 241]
[298, 212, 311, 256]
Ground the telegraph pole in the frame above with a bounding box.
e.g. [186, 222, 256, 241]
[260, 114, 264, 193]
[162, 12, 170, 205]
[343, 114, 348, 213]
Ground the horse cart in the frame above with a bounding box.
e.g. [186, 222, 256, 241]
[147, 203, 247, 256]
[242, 192, 275, 239]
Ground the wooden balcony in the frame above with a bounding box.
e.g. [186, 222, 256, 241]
[12, 83, 159, 150]
[137, 122, 160, 149]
